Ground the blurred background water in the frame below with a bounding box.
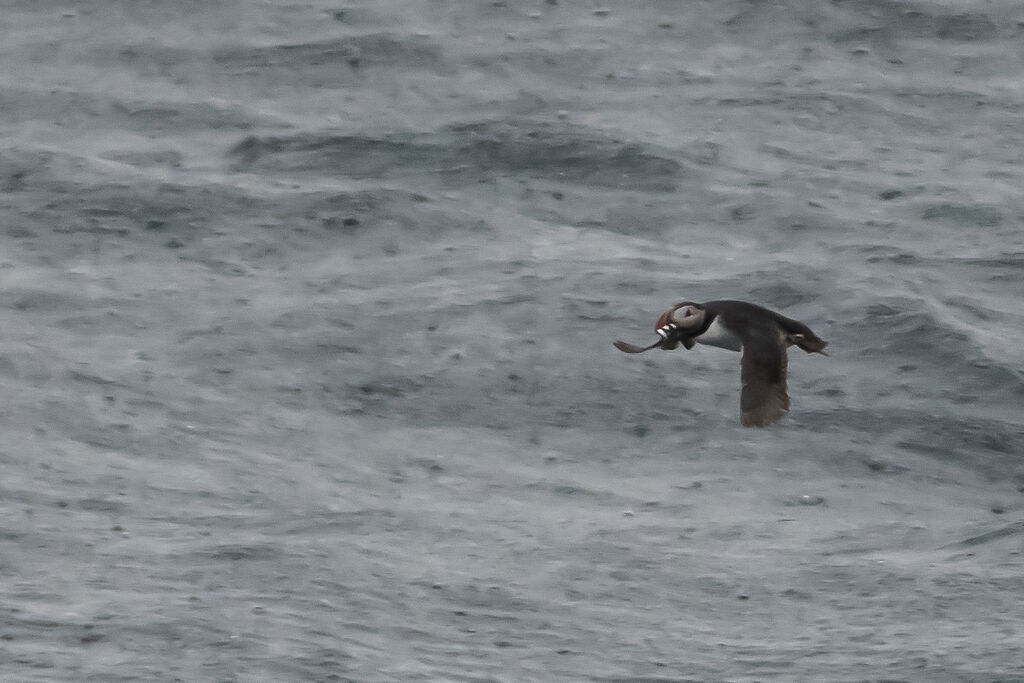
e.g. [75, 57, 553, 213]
[1, 1, 1023, 680]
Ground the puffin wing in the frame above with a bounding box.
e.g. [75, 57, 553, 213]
[738, 329, 790, 427]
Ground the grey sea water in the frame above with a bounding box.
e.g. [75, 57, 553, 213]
[2, 1, 1023, 680]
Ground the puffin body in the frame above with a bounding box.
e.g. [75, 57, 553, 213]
[615, 300, 828, 427]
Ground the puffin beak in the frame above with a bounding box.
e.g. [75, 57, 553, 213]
[656, 320, 688, 350]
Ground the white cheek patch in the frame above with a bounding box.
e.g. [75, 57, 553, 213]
[670, 309, 700, 326]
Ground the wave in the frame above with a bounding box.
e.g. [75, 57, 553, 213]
[228, 119, 683, 191]
[214, 33, 443, 73]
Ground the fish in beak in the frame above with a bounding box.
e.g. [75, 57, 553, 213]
[612, 308, 694, 354]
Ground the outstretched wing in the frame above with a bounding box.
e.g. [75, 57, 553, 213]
[739, 330, 790, 427]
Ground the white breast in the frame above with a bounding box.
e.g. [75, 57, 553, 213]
[694, 317, 743, 351]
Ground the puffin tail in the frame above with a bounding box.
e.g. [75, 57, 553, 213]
[789, 333, 828, 355]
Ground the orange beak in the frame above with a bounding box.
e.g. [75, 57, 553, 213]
[654, 309, 673, 331]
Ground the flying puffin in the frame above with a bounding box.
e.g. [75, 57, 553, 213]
[614, 300, 828, 427]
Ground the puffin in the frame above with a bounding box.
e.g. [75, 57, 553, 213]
[614, 300, 828, 427]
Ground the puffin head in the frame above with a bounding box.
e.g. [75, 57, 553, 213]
[668, 301, 706, 329]
[654, 301, 705, 350]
